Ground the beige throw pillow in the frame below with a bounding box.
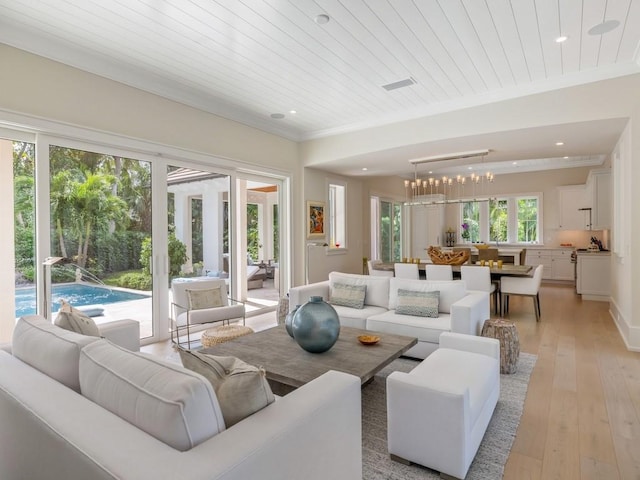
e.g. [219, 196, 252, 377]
[54, 300, 101, 337]
[179, 349, 275, 427]
[186, 287, 224, 310]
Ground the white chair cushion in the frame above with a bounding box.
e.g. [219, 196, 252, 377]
[329, 272, 390, 309]
[389, 279, 466, 313]
[175, 303, 245, 327]
[79, 339, 225, 451]
[12, 315, 99, 392]
[331, 304, 388, 329]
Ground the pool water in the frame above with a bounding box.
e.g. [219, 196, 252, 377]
[15, 283, 150, 318]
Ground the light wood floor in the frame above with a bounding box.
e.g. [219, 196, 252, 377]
[143, 284, 640, 479]
[503, 283, 640, 480]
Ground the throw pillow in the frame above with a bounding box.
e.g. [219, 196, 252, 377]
[329, 282, 367, 309]
[54, 300, 101, 337]
[179, 350, 275, 427]
[186, 287, 224, 310]
[396, 289, 440, 318]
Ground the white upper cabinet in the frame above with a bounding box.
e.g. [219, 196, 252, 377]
[587, 169, 611, 230]
[557, 185, 591, 230]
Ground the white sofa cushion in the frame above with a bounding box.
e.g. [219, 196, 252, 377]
[366, 311, 451, 344]
[12, 315, 99, 392]
[389, 279, 466, 313]
[329, 271, 390, 309]
[179, 350, 275, 427]
[331, 304, 389, 329]
[79, 339, 225, 451]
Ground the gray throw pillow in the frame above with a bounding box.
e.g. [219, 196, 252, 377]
[179, 349, 275, 427]
[186, 287, 224, 310]
[54, 300, 101, 337]
[330, 282, 367, 309]
[396, 289, 440, 318]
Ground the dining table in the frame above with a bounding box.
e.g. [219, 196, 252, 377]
[373, 262, 533, 277]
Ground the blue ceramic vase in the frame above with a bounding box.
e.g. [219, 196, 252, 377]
[284, 304, 301, 338]
[292, 296, 340, 353]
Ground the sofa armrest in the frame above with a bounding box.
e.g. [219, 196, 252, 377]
[97, 319, 140, 352]
[0, 343, 11, 354]
[288, 281, 330, 311]
[439, 332, 499, 359]
[450, 291, 489, 336]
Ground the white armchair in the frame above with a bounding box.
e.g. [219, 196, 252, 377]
[500, 264, 543, 321]
[171, 278, 245, 348]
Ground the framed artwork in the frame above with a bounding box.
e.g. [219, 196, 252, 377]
[306, 201, 326, 239]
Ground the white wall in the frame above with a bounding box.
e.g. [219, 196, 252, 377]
[303, 168, 364, 283]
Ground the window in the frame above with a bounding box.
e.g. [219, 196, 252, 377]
[328, 183, 345, 248]
[461, 194, 541, 244]
[371, 196, 403, 262]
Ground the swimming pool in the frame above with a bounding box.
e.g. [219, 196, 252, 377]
[15, 283, 150, 318]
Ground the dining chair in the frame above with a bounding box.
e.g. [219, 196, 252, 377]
[500, 265, 544, 321]
[461, 265, 499, 315]
[478, 248, 499, 262]
[394, 263, 419, 279]
[425, 264, 453, 280]
[367, 259, 394, 277]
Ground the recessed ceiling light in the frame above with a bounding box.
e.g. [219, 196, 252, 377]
[563, 156, 569, 159]
[467, 167, 473, 170]
[289, 110, 297, 114]
[362, 167, 368, 171]
[555, 142, 564, 146]
[270, 113, 285, 119]
[512, 161, 518, 165]
[555, 36, 568, 43]
[588, 19, 620, 35]
[315, 14, 330, 25]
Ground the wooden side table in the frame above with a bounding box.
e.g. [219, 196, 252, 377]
[481, 318, 520, 374]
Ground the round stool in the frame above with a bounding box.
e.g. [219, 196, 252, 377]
[277, 296, 289, 326]
[481, 318, 520, 374]
[201, 324, 254, 348]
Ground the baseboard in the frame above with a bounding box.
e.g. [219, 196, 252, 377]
[609, 300, 640, 352]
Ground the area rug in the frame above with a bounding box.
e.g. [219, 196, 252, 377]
[361, 353, 537, 480]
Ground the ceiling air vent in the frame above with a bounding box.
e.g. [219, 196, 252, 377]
[382, 77, 416, 91]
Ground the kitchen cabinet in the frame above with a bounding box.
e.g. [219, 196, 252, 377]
[410, 201, 444, 258]
[525, 248, 574, 281]
[557, 185, 590, 230]
[587, 169, 611, 229]
[576, 252, 611, 301]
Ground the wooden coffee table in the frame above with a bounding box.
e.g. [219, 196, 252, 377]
[201, 325, 417, 395]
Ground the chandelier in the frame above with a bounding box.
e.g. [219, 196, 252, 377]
[403, 149, 495, 205]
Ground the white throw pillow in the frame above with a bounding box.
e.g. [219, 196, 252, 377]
[54, 300, 101, 337]
[12, 315, 99, 392]
[80, 339, 225, 451]
[179, 349, 275, 427]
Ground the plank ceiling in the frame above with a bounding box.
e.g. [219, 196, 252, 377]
[0, 0, 639, 175]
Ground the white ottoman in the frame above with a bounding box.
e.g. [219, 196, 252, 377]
[387, 332, 500, 480]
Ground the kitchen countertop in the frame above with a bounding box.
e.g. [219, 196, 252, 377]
[576, 250, 611, 256]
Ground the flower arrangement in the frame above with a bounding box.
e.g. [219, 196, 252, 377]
[461, 223, 470, 240]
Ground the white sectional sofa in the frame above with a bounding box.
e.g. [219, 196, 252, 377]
[0, 315, 362, 480]
[289, 272, 490, 359]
